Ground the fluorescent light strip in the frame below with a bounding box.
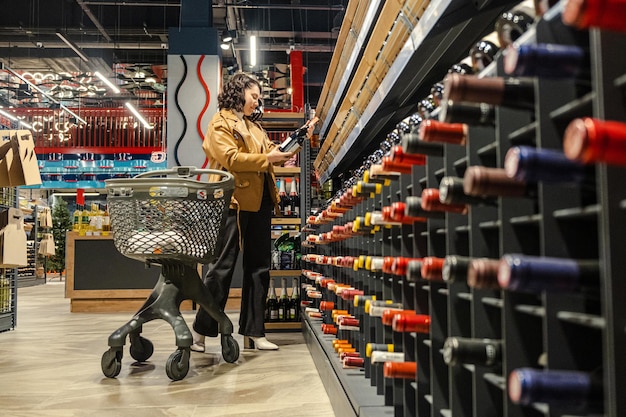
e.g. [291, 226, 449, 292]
[0, 109, 33, 129]
[250, 35, 257, 67]
[5, 67, 87, 124]
[94, 71, 120, 94]
[56, 32, 90, 62]
[125, 102, 153, 129]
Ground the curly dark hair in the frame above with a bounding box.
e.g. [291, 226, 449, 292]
[218, 72, 262, 111]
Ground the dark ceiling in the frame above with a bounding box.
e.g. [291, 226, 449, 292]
[0, 0, 342, 109]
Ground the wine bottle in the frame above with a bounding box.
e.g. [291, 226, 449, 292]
[448, 62, 475, 75]
[440, 100, 496, 126]
[439, 176, 498, 206]
[381, 156, 413, 174]
[463, 166, 534, 198]
[467, 258, 501, 289]
[442, 255, 472, 283]
[406, 259, 422, 282]
[383, 361, 417, 380]
[504, 145, 590, 183]
[101, 204, 111, 235]
[419, 119, 468, 145]
[418, 95, 436, 119]
[563, 117, 626, 166]
[278, 277, 289, 321]
[421, 256, 446, 281]
[431, 83, 445, 107]
[343, 356, 365, 369]
[508, 367, 603, 410]
[366, 343, 401, 358]
[443, 337, 503, 366]
[390, 145, 428, 165]
[402, 197, 446, 220]
[278, 117, 319, 153]
[504, 43, 585, 78]
[290, 277, 300, 321]
[469, 38, 500, 72]
[400, 133, 445, 157]
[371, 351, 405, 364]
[390, 201, 437, 223]
[562, 0, 626, 33]
[278, 179, 290, 216]
[495, 8, 534, 48]
[289, 177, 300, 218]
[498, 254, 599, 293]
[421, 188, 468, 214]
[443, 74, 536, 111]
[267, 279, 279, 322]
[392, 314, 431, 333]
[72, 204, 83, 232]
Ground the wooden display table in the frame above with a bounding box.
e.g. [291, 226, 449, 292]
[65, 232, 194, 312]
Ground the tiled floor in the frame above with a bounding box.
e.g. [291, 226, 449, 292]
[0, 282, 335, 417]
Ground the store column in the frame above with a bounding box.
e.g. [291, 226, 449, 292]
[166, 0, 221, 168]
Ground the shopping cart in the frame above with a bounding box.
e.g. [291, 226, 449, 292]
[100, 166, 238, 381]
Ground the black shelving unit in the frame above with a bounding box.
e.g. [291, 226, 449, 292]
[301, 2, 625, 417]
[0, 187, 19, 333]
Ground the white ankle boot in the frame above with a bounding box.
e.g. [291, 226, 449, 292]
[250, 336, 278, 350]
[190, 328, 205, 352]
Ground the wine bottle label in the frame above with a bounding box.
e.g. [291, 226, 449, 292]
[370, 351, 405, 364]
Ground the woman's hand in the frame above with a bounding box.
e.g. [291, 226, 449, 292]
[305, 116, 319, 138]
[267, 147, 295, 164]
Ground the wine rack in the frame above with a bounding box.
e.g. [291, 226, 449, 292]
[301, 3, 626, 417]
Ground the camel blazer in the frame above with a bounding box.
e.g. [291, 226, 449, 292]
[203, 109, 280, 213]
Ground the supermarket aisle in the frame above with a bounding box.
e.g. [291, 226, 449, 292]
[0, 282, 335, 417]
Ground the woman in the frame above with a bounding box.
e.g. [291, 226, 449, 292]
[192, 72, 314, 351]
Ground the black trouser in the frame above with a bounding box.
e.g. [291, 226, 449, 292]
[193, 185, 273, 338]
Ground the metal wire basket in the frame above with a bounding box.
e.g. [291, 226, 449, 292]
[105, 166, 234, 265]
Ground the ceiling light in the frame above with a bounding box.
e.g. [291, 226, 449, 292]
[250, 35, 257, 67]
[220, 43, 230, 50]
[125, 102, 153, 129]
[94, 71, 121, 94]
[6, 67, 87, 125]
[0, 109, 33, 129]
[56, 32, 90, 63]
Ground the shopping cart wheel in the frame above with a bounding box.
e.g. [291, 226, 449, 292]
[101, 348, 123, 378]
[165, 348, 190, 381]
[129, 336, 154, 362]
[221, 335, 240, 363]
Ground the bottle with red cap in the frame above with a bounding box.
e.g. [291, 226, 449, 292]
[392, 313, 431, 333]
[420, 256, 446, 281]
[419, 119, 469, 146]
[562, 0, 626, 33]
[563, 117, 626, 167]
[384, 361, 418, 380]
[421, 188, 468, 214]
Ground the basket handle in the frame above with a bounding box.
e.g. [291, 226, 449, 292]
[133, 166, 234, 184]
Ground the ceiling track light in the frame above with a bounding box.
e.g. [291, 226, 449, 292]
[56, 32, 90, 63]
[94, 71, 121, 94]
[125, 102, 153, 129]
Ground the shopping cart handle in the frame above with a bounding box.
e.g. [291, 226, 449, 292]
[132, 166, 234, 183]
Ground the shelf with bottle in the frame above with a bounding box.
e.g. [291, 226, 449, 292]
[265, 276, 302, 331]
